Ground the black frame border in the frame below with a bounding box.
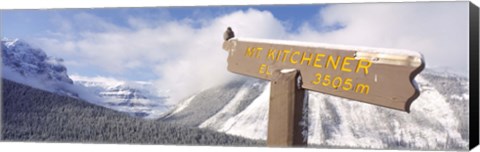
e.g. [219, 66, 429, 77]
[469, 1, 479, 150]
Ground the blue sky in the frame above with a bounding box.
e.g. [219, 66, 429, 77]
[1, 2, 469, 101]
[2, 5, 332, 81]
[2, 5, 326, 41]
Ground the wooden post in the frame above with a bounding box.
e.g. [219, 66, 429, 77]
[267, 69, 307, 147]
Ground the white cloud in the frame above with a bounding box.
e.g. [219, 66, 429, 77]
[289, 2, 469, 74]
[33, 2, 469, 104]
[152, 9, 287, 103]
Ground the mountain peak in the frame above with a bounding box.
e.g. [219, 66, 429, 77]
[1, 38, 73, 85]
[2, 38, 34, 50]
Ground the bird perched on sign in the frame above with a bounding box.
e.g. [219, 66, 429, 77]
[224, 27, 235, 41]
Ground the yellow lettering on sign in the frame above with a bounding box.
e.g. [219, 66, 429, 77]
[282, 50, 291, 62]
[355, 59, 372, 75]
[326, 56, 341, 70]
[313, 53, 325, 68]
[290, 51, 300, 64]
[332, 76, 342, 89]
[238, 45, 380, 96]
[343, 78, 353, 91]
[300, 52, 313, 66]
[355, 84, 370, 94]
[310, 73, 370, 95]
[245, 47, 255, 57]
[255, 47, 263, 59]
[322, 74, 331, 87]
[258, 64, 271, 75]
[275, 49, 282, 61]
[312, 73, 322, 85]
[244, 46, 375, 75]
[341, 56, 354, 73]
[267, 49, 276, 61]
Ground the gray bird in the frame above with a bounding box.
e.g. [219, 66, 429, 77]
[223, 27, 235, 41]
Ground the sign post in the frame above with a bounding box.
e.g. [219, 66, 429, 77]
[222, 32, 424, 147]
[267, 69, 307, 146]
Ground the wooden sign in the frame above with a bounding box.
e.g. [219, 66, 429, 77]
[223, 38, 425, 112]
[267, 69, 307, 146]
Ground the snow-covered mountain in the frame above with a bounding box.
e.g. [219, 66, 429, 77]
[1, 38, 170, 118]
[162, 69, 470, 150]
[1, 38, 76, 96]
[71, 75, 171, 118]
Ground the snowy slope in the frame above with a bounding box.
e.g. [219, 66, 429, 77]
[199, 80, 266, 130]
[167, 69, 470, 150]
[160, 78, 265, 126]
[215, 83, 270, 140]
[303, 74, 467, 149]
[71, 75, 171, 119]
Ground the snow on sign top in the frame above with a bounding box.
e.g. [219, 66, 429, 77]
[224, 37, 424, 67]
[222, 37, 425, 112]
[230, 37, 423, 56]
